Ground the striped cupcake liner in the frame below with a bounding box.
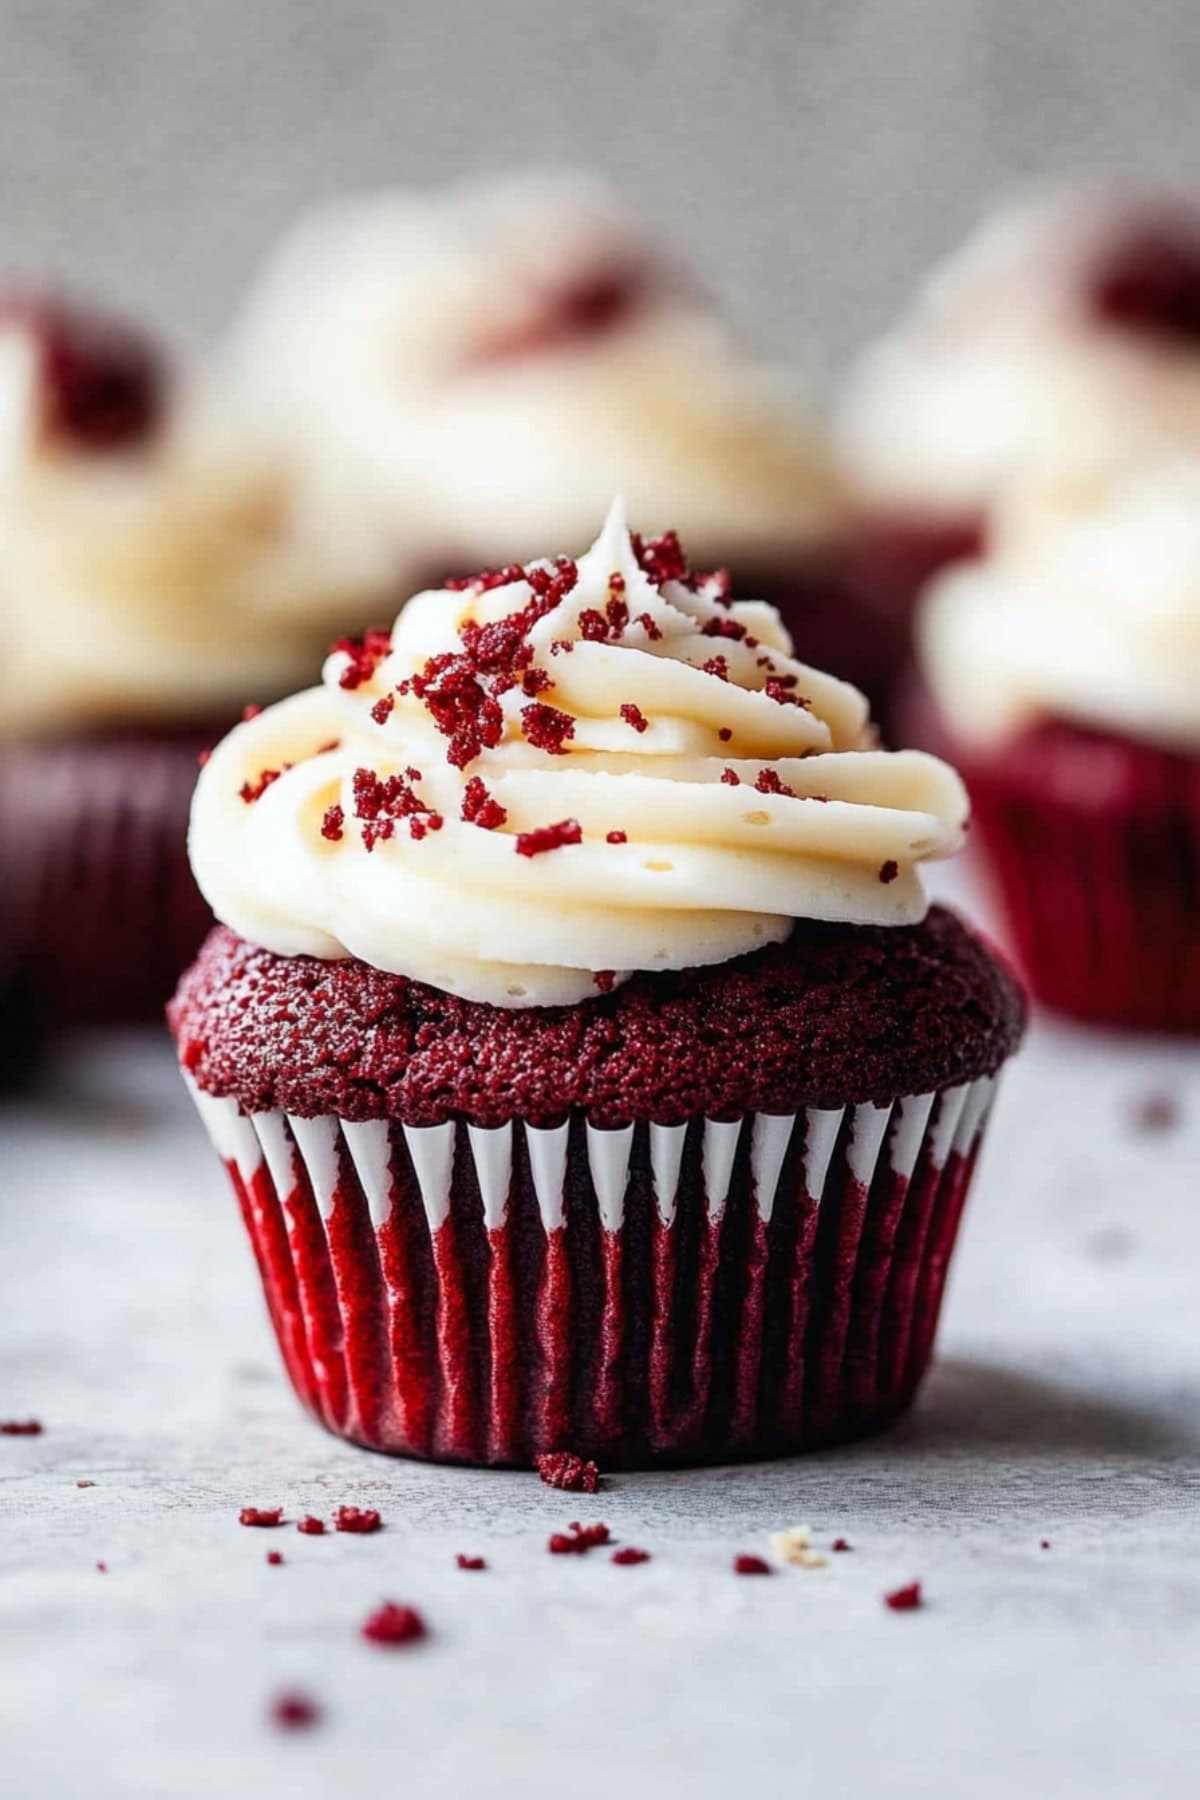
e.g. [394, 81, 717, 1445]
[187, 1076, 999, 1467]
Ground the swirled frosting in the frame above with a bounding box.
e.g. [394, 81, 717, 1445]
[226, 173, 847, 572]
[920, 454, 1200, 751]
[836, 185, 1200, 518]
[0, 302, 389, 738]
[190, 502, 967, 1007]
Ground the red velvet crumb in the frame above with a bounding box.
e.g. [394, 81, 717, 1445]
[332, 628, 392, 691]
[1040, 1539, 1052, 1551]
[701, 615, 746, 641]
[720, 768, 740, 786]
[370, 694, 395, 726]
[461, 775, 507, 830]
[456, 1554, 487, 1571]
[755, 769, 795, 797]
[239, 766, 287, 805]
[733, 1554, 772, 1576]
[548, 1521, 612, 1555]
[270, 1691, 321, 1731]
[321, 805, 344, 842]
[1, 1419, 43, 1435]
[239, 1507, 284, 1528]
[593, 971, 616, 993]
[297, 1516, 326, 1536]
[884, 1581, 922, 1612]
[611, 1547, 650, 1566]
[515, 818, 582, 857]
[605, 829, 627, 844]
[267, 1551, 284, 1565]
[879, 860, 899, 885]
[718, 728, 732, 742]
[521, 702, 575, 754]
[361, 1601, 427, 1647]
[335, 1505, 382, 1535]
[95, 1561, 107, 1573]
[535, 1450, 601, 1494]
[0, 293, 165, 452]
[631, 528, 690, 586]
[76, 1480, 95, 1488]
[353, 767, 441, 850]
[831, 1537, 852, 1553]
[620, 702, 649, 733]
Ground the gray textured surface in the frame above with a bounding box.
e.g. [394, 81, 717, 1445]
[2, 864, 1199, 1798]
[3, 0, 1200, 373]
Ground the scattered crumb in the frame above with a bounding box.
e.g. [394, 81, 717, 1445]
[239, 1507, 284, 1528]
[267, 1551, 284, 1566]
[611, 1547, 650, 1566]
[831, 1537, 852, 1553]
[456, 1554, 487, 1571]
[297, 1516, 326, 1536]
[1130, 1091, 1180, 1134]
[884, 1581, 922, 1612]
[548, 1521, 611, 1555]
[1040, 1539, 1052, 1551]
[535, 1451, 601, 1494]
[335, 1505, 382, 1535]
[770, 1525, 827, 1569]
[733, 1554, 772, 1576]
[76, 1480, 96, 1489]
[1, 1419, 43, 1436]
[361, 1602, 427, 1647]
[95, 1561, 107, 1574]
[270, 1691, 321, 1731]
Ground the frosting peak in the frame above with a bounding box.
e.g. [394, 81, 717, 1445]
[191, 504, 967, 1006]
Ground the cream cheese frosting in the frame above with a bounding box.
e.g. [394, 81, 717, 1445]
[920, 455, 1200, 752]
[0, 310, 390, 738]
[190, 501, 967, 1008]
[226, 173, 848, 573]
[836, 185, 1200, 518]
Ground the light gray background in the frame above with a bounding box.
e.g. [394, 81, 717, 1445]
[3, 0, 1200, 377]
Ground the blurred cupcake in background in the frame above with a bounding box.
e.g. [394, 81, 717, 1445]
[226, 172, 903, 713]
[918, 453, 1200, 1035]
[836, 183, 1200, 617]
[0, 292, 390, 1024]
[170, 500, 1024, 1468]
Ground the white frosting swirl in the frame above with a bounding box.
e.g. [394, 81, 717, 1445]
[836, 185, 1200, 518]
[191, 503, 967, 1008]
[920, 455, 1200, 751]
[226, 173, 847, 571]
[0, 322, 388, 738]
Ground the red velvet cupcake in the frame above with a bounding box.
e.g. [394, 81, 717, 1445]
[836, 183, 1200, 625]
[171, 503, 1023, 1466]
[0, 292, 392, 1024]
[919, 456, 1200, 1034]
[226, 173, 901, 716]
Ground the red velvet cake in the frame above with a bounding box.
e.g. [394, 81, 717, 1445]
[171, 503, 1024, 1466]
[919, 455, 1200, 1034]
[0, 291, 391, 1026]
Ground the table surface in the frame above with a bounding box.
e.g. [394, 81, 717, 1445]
[3, 870, 1198, 1800]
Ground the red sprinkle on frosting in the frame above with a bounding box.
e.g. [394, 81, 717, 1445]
[535, 1451, 601, 1494]
[461, 775, 507, 830]
[239, 1507, 283, 1528]
[361, 1602, 427, 1647]
[335, 1505, 382, 1535]
[733, 1554, 772, 1576]
[884, 1581, 923, 1612]
[548, 1521, 612, 1555]
[515, 818, 582, 858]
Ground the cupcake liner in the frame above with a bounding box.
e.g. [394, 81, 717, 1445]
[187, 1075, 999, 1467]
[0, 731, 213, 1023]
[964, 733, 1200, 1034]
